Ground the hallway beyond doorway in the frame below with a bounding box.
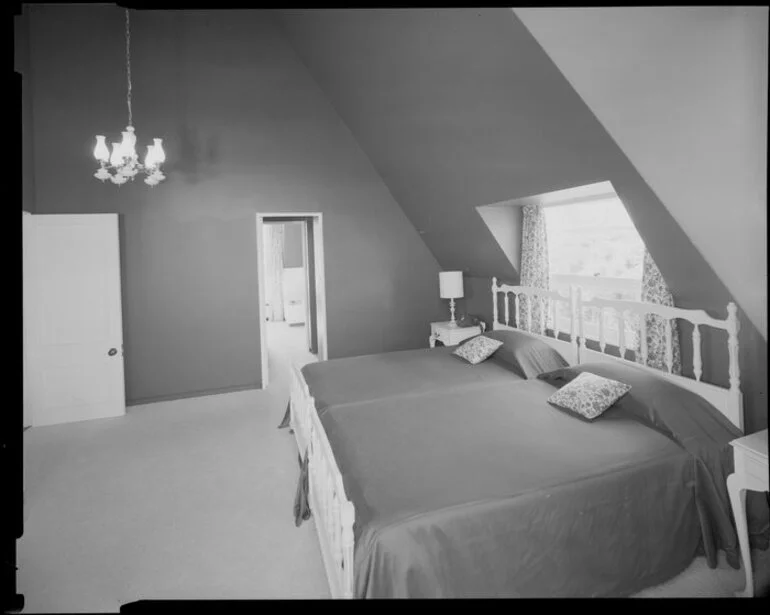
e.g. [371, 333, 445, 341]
[265, 321, 318, 378]
[256, 213, 327, 389]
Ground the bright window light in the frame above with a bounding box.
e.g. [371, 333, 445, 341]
[543, 195, 645, 346]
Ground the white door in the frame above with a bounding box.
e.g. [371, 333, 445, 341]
[25, 214, 126, 427]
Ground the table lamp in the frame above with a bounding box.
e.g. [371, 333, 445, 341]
[439, 271, 464, 327]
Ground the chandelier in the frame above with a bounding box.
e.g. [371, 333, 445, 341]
[93, 9, 166, 186]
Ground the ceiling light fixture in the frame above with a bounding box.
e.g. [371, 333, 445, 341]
[93, 9, 166, 186]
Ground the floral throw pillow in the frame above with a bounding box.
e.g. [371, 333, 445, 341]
[453, 335, 504, 365]
[547, 372, 631, 421]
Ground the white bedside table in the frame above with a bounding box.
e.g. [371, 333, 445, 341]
[727, 428, 768, 598]
[429, 321, 482, 348]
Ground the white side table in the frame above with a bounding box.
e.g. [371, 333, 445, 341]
[429, 321, 481, 348]
[727, 428, 768, 598]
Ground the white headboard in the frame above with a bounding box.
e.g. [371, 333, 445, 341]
[490, 277, 579, 365]
[575, 287, 743, 432]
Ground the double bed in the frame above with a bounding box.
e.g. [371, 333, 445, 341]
[286, 279, 753, 598]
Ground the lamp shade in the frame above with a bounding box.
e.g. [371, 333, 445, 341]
[439, 271, 464, 299]
[94, 136, 110, 162]
[144, 145, 156, 168]
[120, 129, 137, 159]
[109, 143, 123, 167]
[152, 138, 166, 164]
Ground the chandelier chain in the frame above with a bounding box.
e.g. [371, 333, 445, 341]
[93, 7, 165, 186]
[125, 9, 132, 127]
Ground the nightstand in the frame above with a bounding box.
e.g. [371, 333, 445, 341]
[429, 321, 481, 348]
[727, 428, 769, 597]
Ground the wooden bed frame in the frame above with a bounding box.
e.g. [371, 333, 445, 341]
[490, 277, 578, 364]
[290, 359, 355, 597]
[287, 280, 744, 598]
[574, 287, 743, 432]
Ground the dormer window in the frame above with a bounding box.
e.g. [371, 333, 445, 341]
[543, 189, 644, 346]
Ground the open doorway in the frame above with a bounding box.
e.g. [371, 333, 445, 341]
[256, 213, 327, 388]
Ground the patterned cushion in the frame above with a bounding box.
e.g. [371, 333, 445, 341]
[547, 372, 631, 421]
[453, 335, 504, 365]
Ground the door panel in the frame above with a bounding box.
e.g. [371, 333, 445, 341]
[26, 214, 125, 427]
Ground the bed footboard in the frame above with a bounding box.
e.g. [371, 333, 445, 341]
[307, 400, 356, 598]
[289, 362, 356, 598]
[289, 363, 313, 456]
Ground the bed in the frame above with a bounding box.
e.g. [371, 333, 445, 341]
[290, 279, 750, 598]
[319, 378, 704, 597]
[286, 283, 577, 456]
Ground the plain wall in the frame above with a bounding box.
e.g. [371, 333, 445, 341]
[25, 6, 445, 404]
[279, 8, 766, 434]
[516, 6, 768, 340]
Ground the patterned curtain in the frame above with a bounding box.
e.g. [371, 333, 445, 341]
[519, 205, 550, 333]
[635, 250, 682, 374]
[263, 224, 285, 322]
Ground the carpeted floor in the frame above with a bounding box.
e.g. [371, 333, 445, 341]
[18, 322, 769, 610]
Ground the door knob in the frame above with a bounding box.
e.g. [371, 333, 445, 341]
[108, 348, 117, 356]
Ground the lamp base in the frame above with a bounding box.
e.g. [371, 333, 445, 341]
[448, 298, 458, 327]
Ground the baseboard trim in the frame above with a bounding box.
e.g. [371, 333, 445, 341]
[127, 383, 261, 407]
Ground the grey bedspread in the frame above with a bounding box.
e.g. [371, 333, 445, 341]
[302, 346, 521, 412]
[311, 378, 739, 597]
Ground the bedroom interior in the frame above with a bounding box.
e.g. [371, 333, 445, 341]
[10, 4, 768, 609]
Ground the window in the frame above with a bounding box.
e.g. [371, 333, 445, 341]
[544, 195, 644, 347]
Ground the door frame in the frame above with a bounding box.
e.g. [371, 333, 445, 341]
[300, 221, 313, 353]
[255, 213, 328, 388]
[22, 211, 32, 428]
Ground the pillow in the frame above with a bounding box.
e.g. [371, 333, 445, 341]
[538, 362, 742, 438]
[547, 371, 631, 421]
[484, 329, 569, 378]
[453, 335, 504, 365]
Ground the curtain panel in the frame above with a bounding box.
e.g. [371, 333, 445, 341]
[519, 205, 550, 333]
[635, 250, 682, 374]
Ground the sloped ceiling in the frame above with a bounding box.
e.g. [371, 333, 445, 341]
[476, 202, 522, 273]
[276, 8, 769, 436]
[275, 8, 733, 314]
[515, 6, 768, 339]
[279, 7, 625, 282]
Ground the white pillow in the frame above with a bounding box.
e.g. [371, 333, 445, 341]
[453, 335, 504, 365]
[547, 372, 631, 421]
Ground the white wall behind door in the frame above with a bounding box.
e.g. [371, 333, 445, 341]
[283, 267, 306, 325]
